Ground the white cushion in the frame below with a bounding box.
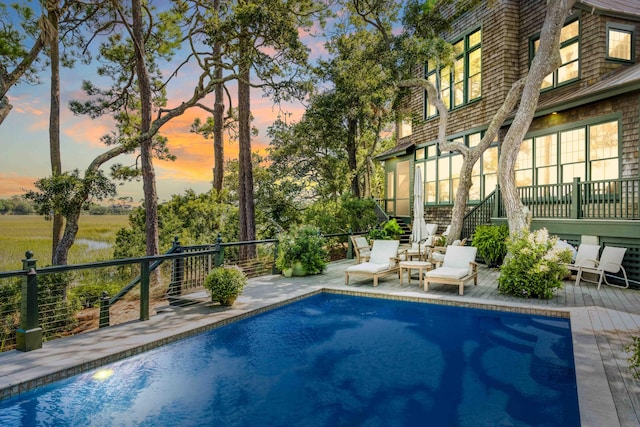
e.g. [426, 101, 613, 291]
[346, 262, 390, 274]
[369, 240, 400, 267]
[424, 267, 468, 279]
[442, 246, 477, 270]
[425, 223, 439, 235]
[424, 236, 434, 246]
[354, 236, 369, 248]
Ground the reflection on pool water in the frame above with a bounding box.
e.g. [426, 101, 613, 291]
[0, 293, 580, 426]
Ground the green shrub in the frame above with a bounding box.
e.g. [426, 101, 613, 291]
[204, 266, 247, 306]
[276, 225, 328, 276]
[69, 282, 122, 308]
[472, 224, 509, 267]
[367, 218, 404, 241]
[498, 228, 572, 299]
[627, 337, 640, 380]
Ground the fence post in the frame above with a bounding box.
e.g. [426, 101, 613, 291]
[347, 229, 354, 259]
[493, 184, 501, 218]
[272, 239, 280, 275]
[99, 291, 110, 328]
[169, 236, 183, 297]
[571, 177, 581, 219]
[140, 260, 150, 321]
[214, 234, 224, 267]
[16, 251, 42, 352]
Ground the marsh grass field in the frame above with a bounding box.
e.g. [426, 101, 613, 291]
[0, 215, 129, 272]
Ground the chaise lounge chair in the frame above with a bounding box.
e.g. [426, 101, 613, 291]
[575, 246, 629, 289]
[350, 235, 372, 263]
[423, 245, 478, 295]
[345, 239, 401, 287]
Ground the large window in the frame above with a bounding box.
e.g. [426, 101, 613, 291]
[607, 23, 634, 62]
[532, 18, 580, 89]
[424, 28, 482, 118]
[515, 120, 619, 186]
[416, 131, 496, 205]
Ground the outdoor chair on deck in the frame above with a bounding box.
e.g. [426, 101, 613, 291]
[566, 243, 600, 280]
[406, 235, 435, 261]
[575, 246, 629, 289]
[423, 245, 478, 295]
[351, 235, 371, 263]
[345, 239, 402, 287]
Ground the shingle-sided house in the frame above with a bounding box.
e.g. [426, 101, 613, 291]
[376, 0, 640, 282]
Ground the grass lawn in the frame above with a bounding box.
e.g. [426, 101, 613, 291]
[0, 215, 129, 271]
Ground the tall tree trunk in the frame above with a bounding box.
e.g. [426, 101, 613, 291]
[46, 1, 64, 263]
[212, 0, 224, 192]
[238, 38, 256, 260]
[52, 146, 128, 265]
[498, 0, 574, 234]
[131, 0, 159, 256]
[346, 117, 359, 197]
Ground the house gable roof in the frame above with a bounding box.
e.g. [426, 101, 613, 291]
[576, 0, 640, 20]
[533, 62, 640, 117]
[375, 139, 415, 161]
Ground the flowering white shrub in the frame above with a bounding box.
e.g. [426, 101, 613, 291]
[498, 228, 573, 299]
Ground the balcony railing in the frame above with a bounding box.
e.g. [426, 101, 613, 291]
[496, 177, 640, 220]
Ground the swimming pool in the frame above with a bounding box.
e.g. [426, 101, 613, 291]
[0, 293, 580, 426]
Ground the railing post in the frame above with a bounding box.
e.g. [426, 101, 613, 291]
[214, 234, 224, 267]
[16, 251, 42, 352]
[347, 229, 354, 259]
[169, 236, 183, 297]
[571, 177, 581, 219]
[272, 239, 280, 275]
[493, 184, 501, 218]
[140, 260, 149, 321]
[99, 291, 110, 328]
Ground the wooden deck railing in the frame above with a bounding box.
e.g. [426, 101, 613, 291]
[495, 177, 640, 220]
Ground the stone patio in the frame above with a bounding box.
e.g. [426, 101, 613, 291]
[0, 259, 639, 426]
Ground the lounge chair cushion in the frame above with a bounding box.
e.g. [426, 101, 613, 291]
[425, 223, 439, 235]
[368, 240, 400, 268]
[346, 262, 391, 274]
[424, 267, 468, 280]
[442, 246, 477, 272]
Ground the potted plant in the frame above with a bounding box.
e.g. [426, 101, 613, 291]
[204, 265, 247, 306]
[276, 225, 328, 277]
[471, 224, 509, 268]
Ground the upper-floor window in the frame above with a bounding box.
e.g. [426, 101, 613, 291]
[399, 118, 413, 139]
[607, 23, 634, 62]
[532, 18, 580, 89]
[424, 28, 482, 118]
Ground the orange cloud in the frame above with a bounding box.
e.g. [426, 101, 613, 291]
[0, 173, 37, 197]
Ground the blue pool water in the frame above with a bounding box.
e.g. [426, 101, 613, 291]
[0, 293, 580, 426]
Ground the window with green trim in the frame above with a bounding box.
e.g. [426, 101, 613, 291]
[515, 119, 619, 186]
[607, 23, 634, 62]
[532, 18, 580, 89]
[424, 28, 482, 118]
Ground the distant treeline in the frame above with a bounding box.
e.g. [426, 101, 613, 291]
[0, 196, 132, 215]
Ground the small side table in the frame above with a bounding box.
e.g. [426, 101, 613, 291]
[399, 261, 432, 287]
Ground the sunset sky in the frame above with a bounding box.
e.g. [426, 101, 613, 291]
[0, 18, 329, 204]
